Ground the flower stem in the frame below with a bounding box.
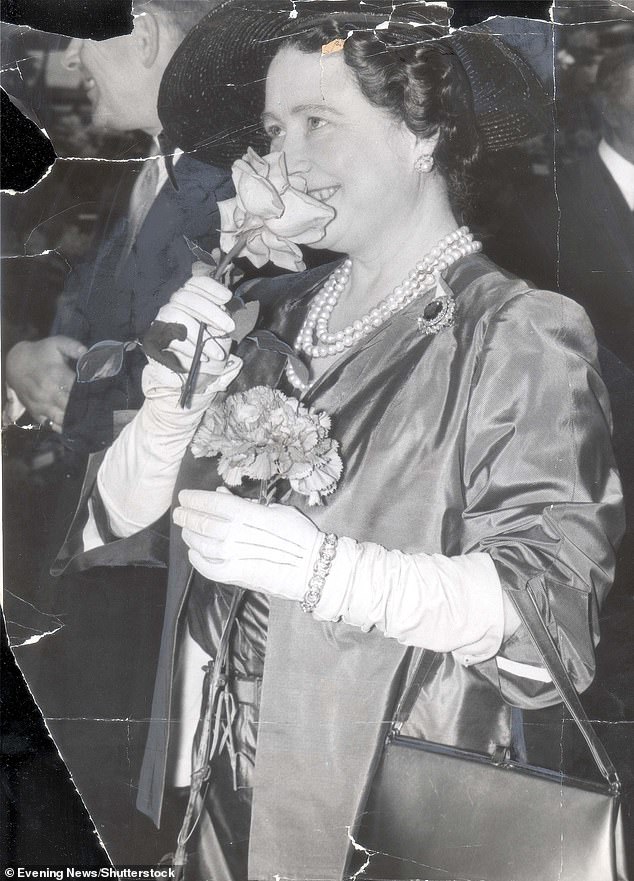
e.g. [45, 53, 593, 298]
[258, 479, 269, 506]
[214, 234, 250, 282]
[179, 234, 250, 409]
[178, 321, 206, 408]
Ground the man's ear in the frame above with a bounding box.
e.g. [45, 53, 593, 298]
[133, 9, 161, 68]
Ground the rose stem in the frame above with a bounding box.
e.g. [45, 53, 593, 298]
[179, 321, 206, 408]
[179, 234, 250, 409]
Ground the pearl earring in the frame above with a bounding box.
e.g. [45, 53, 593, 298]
[415, 154, 434, 173]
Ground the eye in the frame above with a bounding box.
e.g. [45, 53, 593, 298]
[265, 123, 284, 141]
[307, 116, 327, 131]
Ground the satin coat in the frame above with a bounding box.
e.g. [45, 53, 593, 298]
[55, 254, 624, 880]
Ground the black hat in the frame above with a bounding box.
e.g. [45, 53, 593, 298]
[158, 0, 549, 169]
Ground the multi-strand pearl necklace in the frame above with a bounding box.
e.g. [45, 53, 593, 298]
[285, 226, 481, 392]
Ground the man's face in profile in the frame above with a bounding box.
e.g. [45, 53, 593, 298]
[63, 29, 148, 132]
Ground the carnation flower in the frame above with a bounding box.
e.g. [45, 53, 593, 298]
[218, 149, 335, 272]
[191, 386, 342, 506]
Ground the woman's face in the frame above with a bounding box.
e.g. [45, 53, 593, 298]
[263, 46, 423, 257]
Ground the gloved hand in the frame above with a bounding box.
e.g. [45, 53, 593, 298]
[174, 489, 322, 599]
[174, 488, 510, 665]
[96, 278, 242, 538]
[150, 275, 236, 390]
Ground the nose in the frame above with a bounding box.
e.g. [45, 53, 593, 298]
[278, 127, 311, 177]
[62, 38, 83, 71]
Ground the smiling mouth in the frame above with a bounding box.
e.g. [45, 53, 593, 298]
[308, 185, 340, 202]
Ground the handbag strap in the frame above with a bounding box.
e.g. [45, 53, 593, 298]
[508, 586, 620, 791]
[392, 585, 620, 793]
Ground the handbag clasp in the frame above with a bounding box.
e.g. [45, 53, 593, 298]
[491, 745, 512, 767]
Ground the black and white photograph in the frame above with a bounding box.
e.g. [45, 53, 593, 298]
[1, 1, 633, 878]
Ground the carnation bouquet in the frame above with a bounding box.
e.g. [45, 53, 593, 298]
[191, 386, 342, 506]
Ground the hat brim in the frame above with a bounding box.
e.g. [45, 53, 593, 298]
[157, 0, 449, 167]
[158, 0, 548, 168]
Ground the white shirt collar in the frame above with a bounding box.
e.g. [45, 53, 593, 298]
[598, 138, 634, 210]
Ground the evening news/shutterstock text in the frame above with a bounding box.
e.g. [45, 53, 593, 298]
[5, 870, 175, 879]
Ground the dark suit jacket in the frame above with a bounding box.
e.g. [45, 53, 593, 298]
[489, 150, 634, 370]
[54, 153, 233, 454]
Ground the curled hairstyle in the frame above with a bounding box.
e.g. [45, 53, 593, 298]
[286, 22, 483, 216]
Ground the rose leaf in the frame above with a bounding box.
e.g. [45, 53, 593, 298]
[141, 320, 188, 373]
[247, 329, 310, 386]
[183, 235, 218, 268]
[229, 300, 260, 344]
[75, 340, 139, 383]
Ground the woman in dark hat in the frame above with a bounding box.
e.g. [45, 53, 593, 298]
[60, 2, 623, 878]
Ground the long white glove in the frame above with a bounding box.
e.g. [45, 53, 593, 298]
[174, 489, 322, 597]
[174, 490, 512, 663]
[96, 278, 242, 538]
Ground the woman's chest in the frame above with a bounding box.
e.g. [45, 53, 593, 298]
[291, 330, 478, 555]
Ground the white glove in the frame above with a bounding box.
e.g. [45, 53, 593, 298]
[174, 490, 322, 597]
[96, 277, 243, 538]
[315, 539, 506, 665]
[174, 490, 510, 664]
[151, 276, 236, 390]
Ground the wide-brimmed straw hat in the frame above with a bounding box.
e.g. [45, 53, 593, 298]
[157, 0, 549, 169]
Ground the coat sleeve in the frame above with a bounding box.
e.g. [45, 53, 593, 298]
[461, 288, 624, 708]
[50, 450, 171, 577]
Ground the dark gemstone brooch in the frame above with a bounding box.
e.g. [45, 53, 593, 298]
[417, 294, 457, 337]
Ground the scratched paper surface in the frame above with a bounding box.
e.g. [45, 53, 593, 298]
[1, 0, 633, 876]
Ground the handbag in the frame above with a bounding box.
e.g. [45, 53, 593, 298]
[353, 586, 626, 881]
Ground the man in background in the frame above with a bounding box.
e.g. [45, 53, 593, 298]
[5, 1, 229, 863]
[6, 0, 231, 451]
[490, 43, 634, 370]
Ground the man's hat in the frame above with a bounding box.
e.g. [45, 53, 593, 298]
[158, 0, 549, 169]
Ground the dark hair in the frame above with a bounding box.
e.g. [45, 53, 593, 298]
[286, 22, 482, 217]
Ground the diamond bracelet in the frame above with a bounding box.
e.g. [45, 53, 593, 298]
[301, 533, 338, 613]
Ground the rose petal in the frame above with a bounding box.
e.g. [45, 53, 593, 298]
[264, 151, 290, 193]
[266, 187, 335, 242]
[241, 231, 271, 268]
[245, 147, 269, 175]
[260, 229, 305, 272]
[234, 160, 284, 219]
[288, 171, 308, 193]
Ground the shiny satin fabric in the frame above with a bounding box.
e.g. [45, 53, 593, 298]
[244, 255, 623, 879]
[58, 254, 624, 879]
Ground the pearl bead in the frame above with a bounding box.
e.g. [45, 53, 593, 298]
[290, 229, 479, 382]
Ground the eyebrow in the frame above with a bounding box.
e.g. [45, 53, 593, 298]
[261, 102, 345, 121]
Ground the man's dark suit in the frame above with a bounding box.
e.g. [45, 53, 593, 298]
[53, 153, 233, 454]
[490, 149, 634, 370]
